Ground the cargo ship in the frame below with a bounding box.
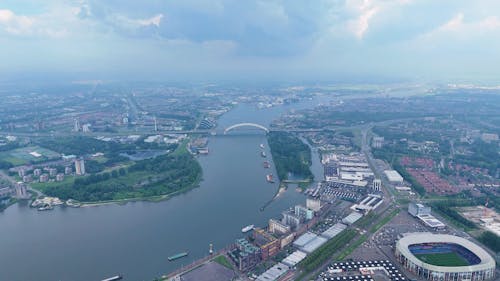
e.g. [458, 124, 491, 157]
[168, 252, 189, 261]
[261, 151, 266, 158]
[241, 224, 254, 233]
[263, 161, 270, 168]
[266, 174, 274, 183]
[101, 275, 123, 281]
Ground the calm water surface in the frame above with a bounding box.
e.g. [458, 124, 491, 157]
[0, 100, 329, 281]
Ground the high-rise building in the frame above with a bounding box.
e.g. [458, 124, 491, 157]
[75, 158, 86, 175]
[82, 124, 91, 133]
[73, 118, 80, 132]
[306, 197, 321, 212]
[15, 183, 29, 199]
[295, 205, 314, 220]
[372, 179, 382, 192]
[372, 136, 384, 148]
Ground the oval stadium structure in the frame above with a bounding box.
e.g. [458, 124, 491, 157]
[395, 233, 495, 281]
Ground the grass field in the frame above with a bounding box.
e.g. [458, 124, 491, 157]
[415, 252, 470, 266]
[212, 255, 233, 270]
[0, 145, 60, 165]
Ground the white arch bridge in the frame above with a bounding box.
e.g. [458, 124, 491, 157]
[224, 123, 269, 134]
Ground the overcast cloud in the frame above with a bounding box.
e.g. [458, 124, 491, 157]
[1, 0, 500, 82]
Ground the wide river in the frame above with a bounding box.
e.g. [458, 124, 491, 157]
[0, 98, 329, 281]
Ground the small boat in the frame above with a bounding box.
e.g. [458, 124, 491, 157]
[266, 174, 274, 183]
[261, 151, 266, 157]
[101, 275, 123, 281]
[168, 252, 189, 261]
[242, 224, 254, 233]
[38, 204, 53, 211]
[260, 144, 265, 149]
[263, 161, 270, 168]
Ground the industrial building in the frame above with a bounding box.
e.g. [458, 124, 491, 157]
[301, 235, 328, 254]
[384, 170, 404, 183]
[281, 250, 307, 267]
[281, 211, 302, 230]
[256, 262, 289, 281]
[342, 212, 363, 225]
[408, 202, 431, 217]
[293, 232, 317, 249]
[350, 194, 384, 213]
[320, 223, 347, 239]
[268, 218, 291, 235]
[408, 202, 446, 229]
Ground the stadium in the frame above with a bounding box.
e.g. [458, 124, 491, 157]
[395, 233, 495, 281]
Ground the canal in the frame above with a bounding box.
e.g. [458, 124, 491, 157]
[0, 99, 328, 281]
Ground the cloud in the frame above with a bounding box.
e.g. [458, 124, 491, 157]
[0, 9, 34, 35]
[438, 12, 464, 32]
[422, 12, 500, 40]
[137, 14, 163, 27]
[107, 13, 164, 32]
[2, 0, 500, 82]
[346, 0, 379, 39]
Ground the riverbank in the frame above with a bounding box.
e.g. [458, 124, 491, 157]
[78, 173, 203, 207]
[267, 131, 314, 182]
[27, 169, 204, 209]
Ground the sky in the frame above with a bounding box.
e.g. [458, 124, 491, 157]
[1, 0, 500, 83]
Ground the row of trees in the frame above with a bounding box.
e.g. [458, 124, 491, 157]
[431, 203, 477, 230]
[477, 231, 500, 253]
[267, 132, 313, 181]
[392, 161, 426, 196]
[35, 136, 177, 157]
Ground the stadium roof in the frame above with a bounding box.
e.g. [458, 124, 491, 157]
[396, 233, 495, 273]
